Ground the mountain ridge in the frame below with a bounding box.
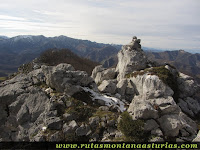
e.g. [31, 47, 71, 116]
[0, 35, 120, 76]
[0, 35, 199, 81]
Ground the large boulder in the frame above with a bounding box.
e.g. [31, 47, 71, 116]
[42, 63, 95, 95]
[75, 124, 91, 136]
[116, 79, 135, 102]
[149, 96, 180, 115]
[116, 79, 128, 96]
[144, 119, 159, 131]
[127, 70, 198, 140]
[178, 73, 199, 98]
[63, 120, 78, 135]
[115, 36, 147, 80]
[158, 115, 183, 137]
[91, 65, 105, 79]
[131, 74, 174, 99]
[46, 117, 63, 130]
[98, 80, 117, 94]
[128, 95, 159, 120]
[92, 66, 116, 84]
[178, 97, 200, 118]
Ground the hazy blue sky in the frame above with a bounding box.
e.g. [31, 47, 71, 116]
[0, 0, 199, 51]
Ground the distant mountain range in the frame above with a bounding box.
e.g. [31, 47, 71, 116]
[146, 50, 200, 82]
[0, 35, 199, 83]
[0, 35, 121, 76]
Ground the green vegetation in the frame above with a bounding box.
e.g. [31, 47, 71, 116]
[93, 110, 119, 121]
[118, 111, 148, 142]
[30, 132, 38, 138]
[125, 71, 146, 78]
[126, 66, 175, 82]
[146, 66, 178, 86]
[0, 76, 7, 82]
[18, 62, 34, 74]
[97, 81, 102, 86]
[34, 81, 48, 89]
[72, 91, 94, 105]
[65, 97, 95, 122]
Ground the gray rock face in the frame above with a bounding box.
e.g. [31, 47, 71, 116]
[17, 105, 31, 125]
[116, 79, 135, 101]
[42, 63, 95, 95]
[178, 73, 199, 98]
[144, 119, 159, 131]
[68, 120, 78, 130]
[89, 117, 100, 128]
[0, 74, 31, 104]
[127, 68, 198, 141]
[128, 95, 159, 120]
[131, 74, 174, 99]
[28, 68, 45, 85]
[178, 97, 200, 117]
[46, 117, 63, 130]
[75, 124, 91, 136]
[32, 132, 46, 142]
[63, 120, 78, 135]
[98, 80, 117, 94]
[49, 131, 62, 142]
[0, 63, 97, 141]
[91, 65, 105, 80]
[63, 113, 76, 122]
[158, 115, 182, 137]
[115, 36, 147, 80]
[149, 96, 180, 115]
[92, 66, 116, 84]
[116, 79, 127, 96]
[151, 128, 163, 137]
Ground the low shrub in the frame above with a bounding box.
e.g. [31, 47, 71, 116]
[65, 97, 95, 122]
[118, 111, 148, 142]
[38, 49, 99, 75]
[18, 62, 34, 74]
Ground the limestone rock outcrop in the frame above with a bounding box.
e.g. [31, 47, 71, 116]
[0, 63, 124, 142]
[91, 65, 116, 84]
[91, 36, 200, 141]
[127, 65, 199, 141]
[115, 36, 147, 80]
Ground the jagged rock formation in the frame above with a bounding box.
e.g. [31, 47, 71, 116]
[127, 67, 198, 141]
[0, 36, 200, 142]
[91, 65, 116, 84]
[115, 36, 147, 80]
[0, 63, 124, 141]
[91, 36, 200, 142]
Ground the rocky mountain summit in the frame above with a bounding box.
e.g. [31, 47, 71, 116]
[0, 36, 200, 142]
[115, 36, 148, 80]
[92, 36, 200, 141]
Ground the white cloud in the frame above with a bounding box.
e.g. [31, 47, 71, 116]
[0, 15, 27, 21]
[0, 0, 199, 51]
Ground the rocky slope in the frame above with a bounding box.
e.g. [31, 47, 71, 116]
[0, 36, 200, 142]
[0, 63, 124, 141]
[92, 36, 200, 142]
